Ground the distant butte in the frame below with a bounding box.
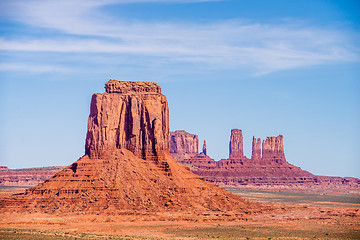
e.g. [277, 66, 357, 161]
[170, 130, 360, 191]
[0, 80, 268, 218]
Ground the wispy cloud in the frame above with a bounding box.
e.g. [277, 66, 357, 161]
[0, 63, 71, 73]
[1, 0, 359, 75]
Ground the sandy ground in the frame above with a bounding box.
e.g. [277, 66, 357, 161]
[0, 187, 359, 239]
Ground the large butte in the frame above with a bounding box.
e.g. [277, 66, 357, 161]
[0, 80, 270, 219]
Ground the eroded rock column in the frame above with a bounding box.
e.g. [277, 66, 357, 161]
[251, 136, 261, 160]
[229, 129, 243, 158]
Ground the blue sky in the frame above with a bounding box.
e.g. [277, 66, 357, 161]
[0, 0, 359, 178]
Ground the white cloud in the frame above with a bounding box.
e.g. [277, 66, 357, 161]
[1, 0, 359, 75]
[0, 63, 70, 73]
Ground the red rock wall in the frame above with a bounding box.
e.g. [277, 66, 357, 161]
[262, 135, 286, 164]
[170, 130, 198, 154]
[85, 80, 170, 160]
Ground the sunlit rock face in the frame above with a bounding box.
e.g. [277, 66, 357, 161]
[170, 129, 360, 189]
[85, 80, 170, 161]
[229, 129, 244, 159]
[0, 80, 265, 217]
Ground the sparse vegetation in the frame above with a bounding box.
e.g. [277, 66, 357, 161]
[226, 188, 360, 207]
[164, 224, 360, 239]
[1, 188, 359, 239]
[1, 225, 359, 240]
[0, 228, 159, 240]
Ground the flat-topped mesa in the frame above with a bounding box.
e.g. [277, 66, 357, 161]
[229, 129, 244, 158]
[85, 79, 169, 160]
[170, 130, 199, 154]
[251, 136, 261, 160]
[262, 135, 286, 164]
[105, 79, 161, 94]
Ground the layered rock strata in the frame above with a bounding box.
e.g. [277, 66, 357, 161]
[1, 80, 265, 216]
[170, 130, 360, 190]
[0, 167, 65, 187]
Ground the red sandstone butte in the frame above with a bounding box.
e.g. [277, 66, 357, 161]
[170, 130, 199, 163]
[0, 80, 265, 216]
[170, 130, 360, 190]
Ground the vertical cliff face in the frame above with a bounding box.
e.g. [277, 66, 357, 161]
[229, 129, 243, 158]
[262, 135, 285, 163]
[251, 136, 261, 160]
[85, 80, 169, 160]
[170, 130, 199, 154]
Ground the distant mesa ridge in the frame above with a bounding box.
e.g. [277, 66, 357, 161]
[170, 130, 360, 189]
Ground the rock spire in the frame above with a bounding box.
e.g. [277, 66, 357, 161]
[251, 136, 261, 160]
[202, 140, 207, 155]
[169, 130, 360, 189]
[229, 129, 243, 158]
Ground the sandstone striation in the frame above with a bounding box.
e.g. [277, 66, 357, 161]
[0, 80, 266, 217]
[170, 129, 360, 191]
[85, 80, 169, 161]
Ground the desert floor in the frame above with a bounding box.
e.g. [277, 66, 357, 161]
[0, 186, 359, 239]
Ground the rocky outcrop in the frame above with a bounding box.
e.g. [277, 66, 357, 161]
[229, 129, 243, 158]
[251, 137, 261, 161]
[85, 80, 169, 161]
[170, 130, 199, 164]
[170, 130, 198, 154]
[262, 135, 286, 164]
[1, 80, 266, 217]
[170, 129, 360, 191]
